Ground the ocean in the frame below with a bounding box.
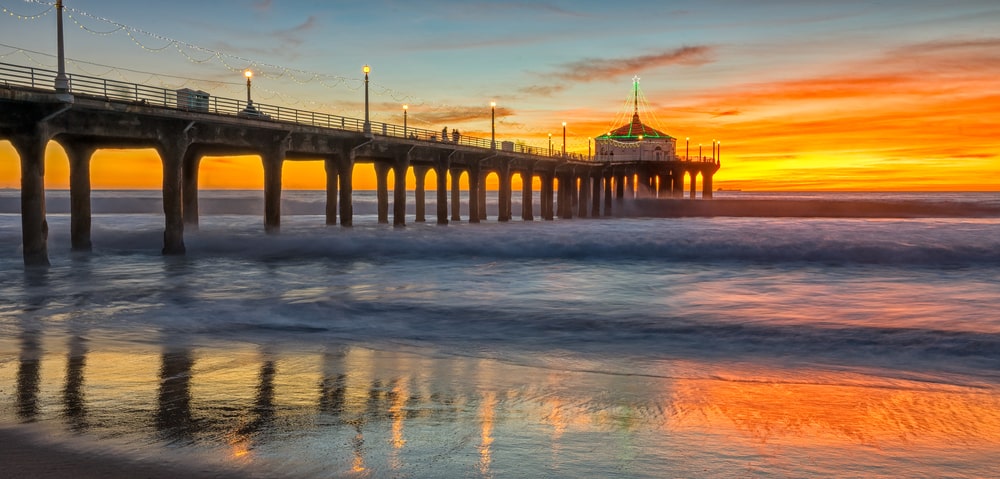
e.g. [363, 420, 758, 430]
[1, 190, 999, 478]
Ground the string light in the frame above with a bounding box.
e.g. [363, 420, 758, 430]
[1, 1, 52, 20]
[2, 1, 569, 149]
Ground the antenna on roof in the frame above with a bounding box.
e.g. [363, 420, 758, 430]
[632, 75, 640, 115]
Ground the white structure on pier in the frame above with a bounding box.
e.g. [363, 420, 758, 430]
[594, 77, 677, 163]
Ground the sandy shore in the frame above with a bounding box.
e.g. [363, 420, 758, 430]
[622, 198, 1000, 218]
[0, 426, 251, 479]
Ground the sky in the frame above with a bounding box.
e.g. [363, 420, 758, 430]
[1, 0, 999, 191]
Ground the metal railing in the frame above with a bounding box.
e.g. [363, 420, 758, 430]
[1, 61, 594, 161]
[594, 152, 720, 164]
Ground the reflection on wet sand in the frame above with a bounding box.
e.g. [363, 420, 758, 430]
[671, 375, 1000, 449]
[15, 325, 41, 421]
[2, 330, 1000, 477]
[156, 348, 195, 440]
[63, 334, 87, 432]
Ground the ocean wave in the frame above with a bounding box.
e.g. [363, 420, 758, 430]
[2, 214, 999, 266]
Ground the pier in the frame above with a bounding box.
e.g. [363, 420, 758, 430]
[1, 61, 720, 267]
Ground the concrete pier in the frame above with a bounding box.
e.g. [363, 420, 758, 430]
[1, 74, 719, 267]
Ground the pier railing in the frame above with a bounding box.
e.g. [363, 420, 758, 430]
[1, 61, 591, 161]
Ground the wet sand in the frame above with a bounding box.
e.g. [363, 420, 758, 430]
[624, 198, 1000, 218]
[0, 426, 252, 479]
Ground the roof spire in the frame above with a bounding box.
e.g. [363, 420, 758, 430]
[632, 75, 640, 115]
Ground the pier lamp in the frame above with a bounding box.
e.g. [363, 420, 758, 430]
[54, 0, 69, 93]
[717, 141, 721, 163]
[686, 137, 690, 161]
[699, 143, 702, 161]
[363, 65, 371, 134]
[588, 138, 592, 161]
[712, 139, 717, 162]
[548, 133, 552, 156]
[490, 101, 497, 149]
[403, 104, 408, 138]
[244, 69, 254, 105]
[562, 122, 567, 157]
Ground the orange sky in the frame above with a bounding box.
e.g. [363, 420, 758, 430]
[2, 4, 999, 191]
[3, 35, 997, 193]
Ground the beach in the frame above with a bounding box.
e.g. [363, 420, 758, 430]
[2, 191, 999, 478]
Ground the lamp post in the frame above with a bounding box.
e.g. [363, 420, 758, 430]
[244, 69, 253, 105]
[686, 137, 689, 161]
[403, 104, 408, 138]
[54, 0, 69, 93]
[712, 139, 717, 162]
[588, 138, 592, 161]
[490, 101, 497, 149]
[363, 64, 371, 134]
[562, 122, 566, 158]
[548, 133, 552, 156]
[699, 143, 702, 161]
[717, 141, 721, 163]
[638, 135, 643, 161]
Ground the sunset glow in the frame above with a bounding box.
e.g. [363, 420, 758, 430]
[1, 1, 997, 191]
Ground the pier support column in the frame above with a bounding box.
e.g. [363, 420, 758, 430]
[702, 171, 714, 199]
[604, 172, 613, 216]
[541, 174, 554, 221]
[672, 168, 685, 198]
[393, 158, 409, 227]
[689, 170, 698, 199]
[324, 158, 339, 225]
[435, 163, 449, 225]
[262, 148, 284, 234]
[181, 149, 200, 230]
[374, 162, 390, 224]
[522, 171, 534, 221]
[590, 175, 604, 218]
[578, 176, 590, 218]
[570, 175, 579, 213]
[478, 171, 488, 221]
[635, 171, 649, 198]
[559, 174, 573, 219]
[13, 134, 49, 266]
[625, 172, 634, 200]
[158, 139, 188, 255]
[468, 166, 481, 224]
[450, 168, 462, 221]
[555, 176, 565, 218]
[657, 173, 669, 198]
[615, 173, 625, 207]
[339, 157, 354, 227]
[498, 166, 511, 222]
[414, 165, 427, 223]
[66, 142, 95, 252]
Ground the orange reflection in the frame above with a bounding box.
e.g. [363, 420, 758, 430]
[478, 390, 497, 476]
[670, 371, 1000, 450]
[389, 377, 409, 471]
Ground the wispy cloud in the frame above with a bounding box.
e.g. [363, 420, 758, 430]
[252, 0, 272, 12]
[410, 105, 515, 125]
[273, 15, 320, 47]
[549, 45, 715, 83]
[517, 84, 569, 97]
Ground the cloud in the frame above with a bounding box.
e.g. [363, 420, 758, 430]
[253, 0, 272, 12]
[410, 105, 515, 125]
[204, 15, 321, 60]
[517, 84, 569, 97]
[274, 15, 320, 47]
[549, 45, 715, 83]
